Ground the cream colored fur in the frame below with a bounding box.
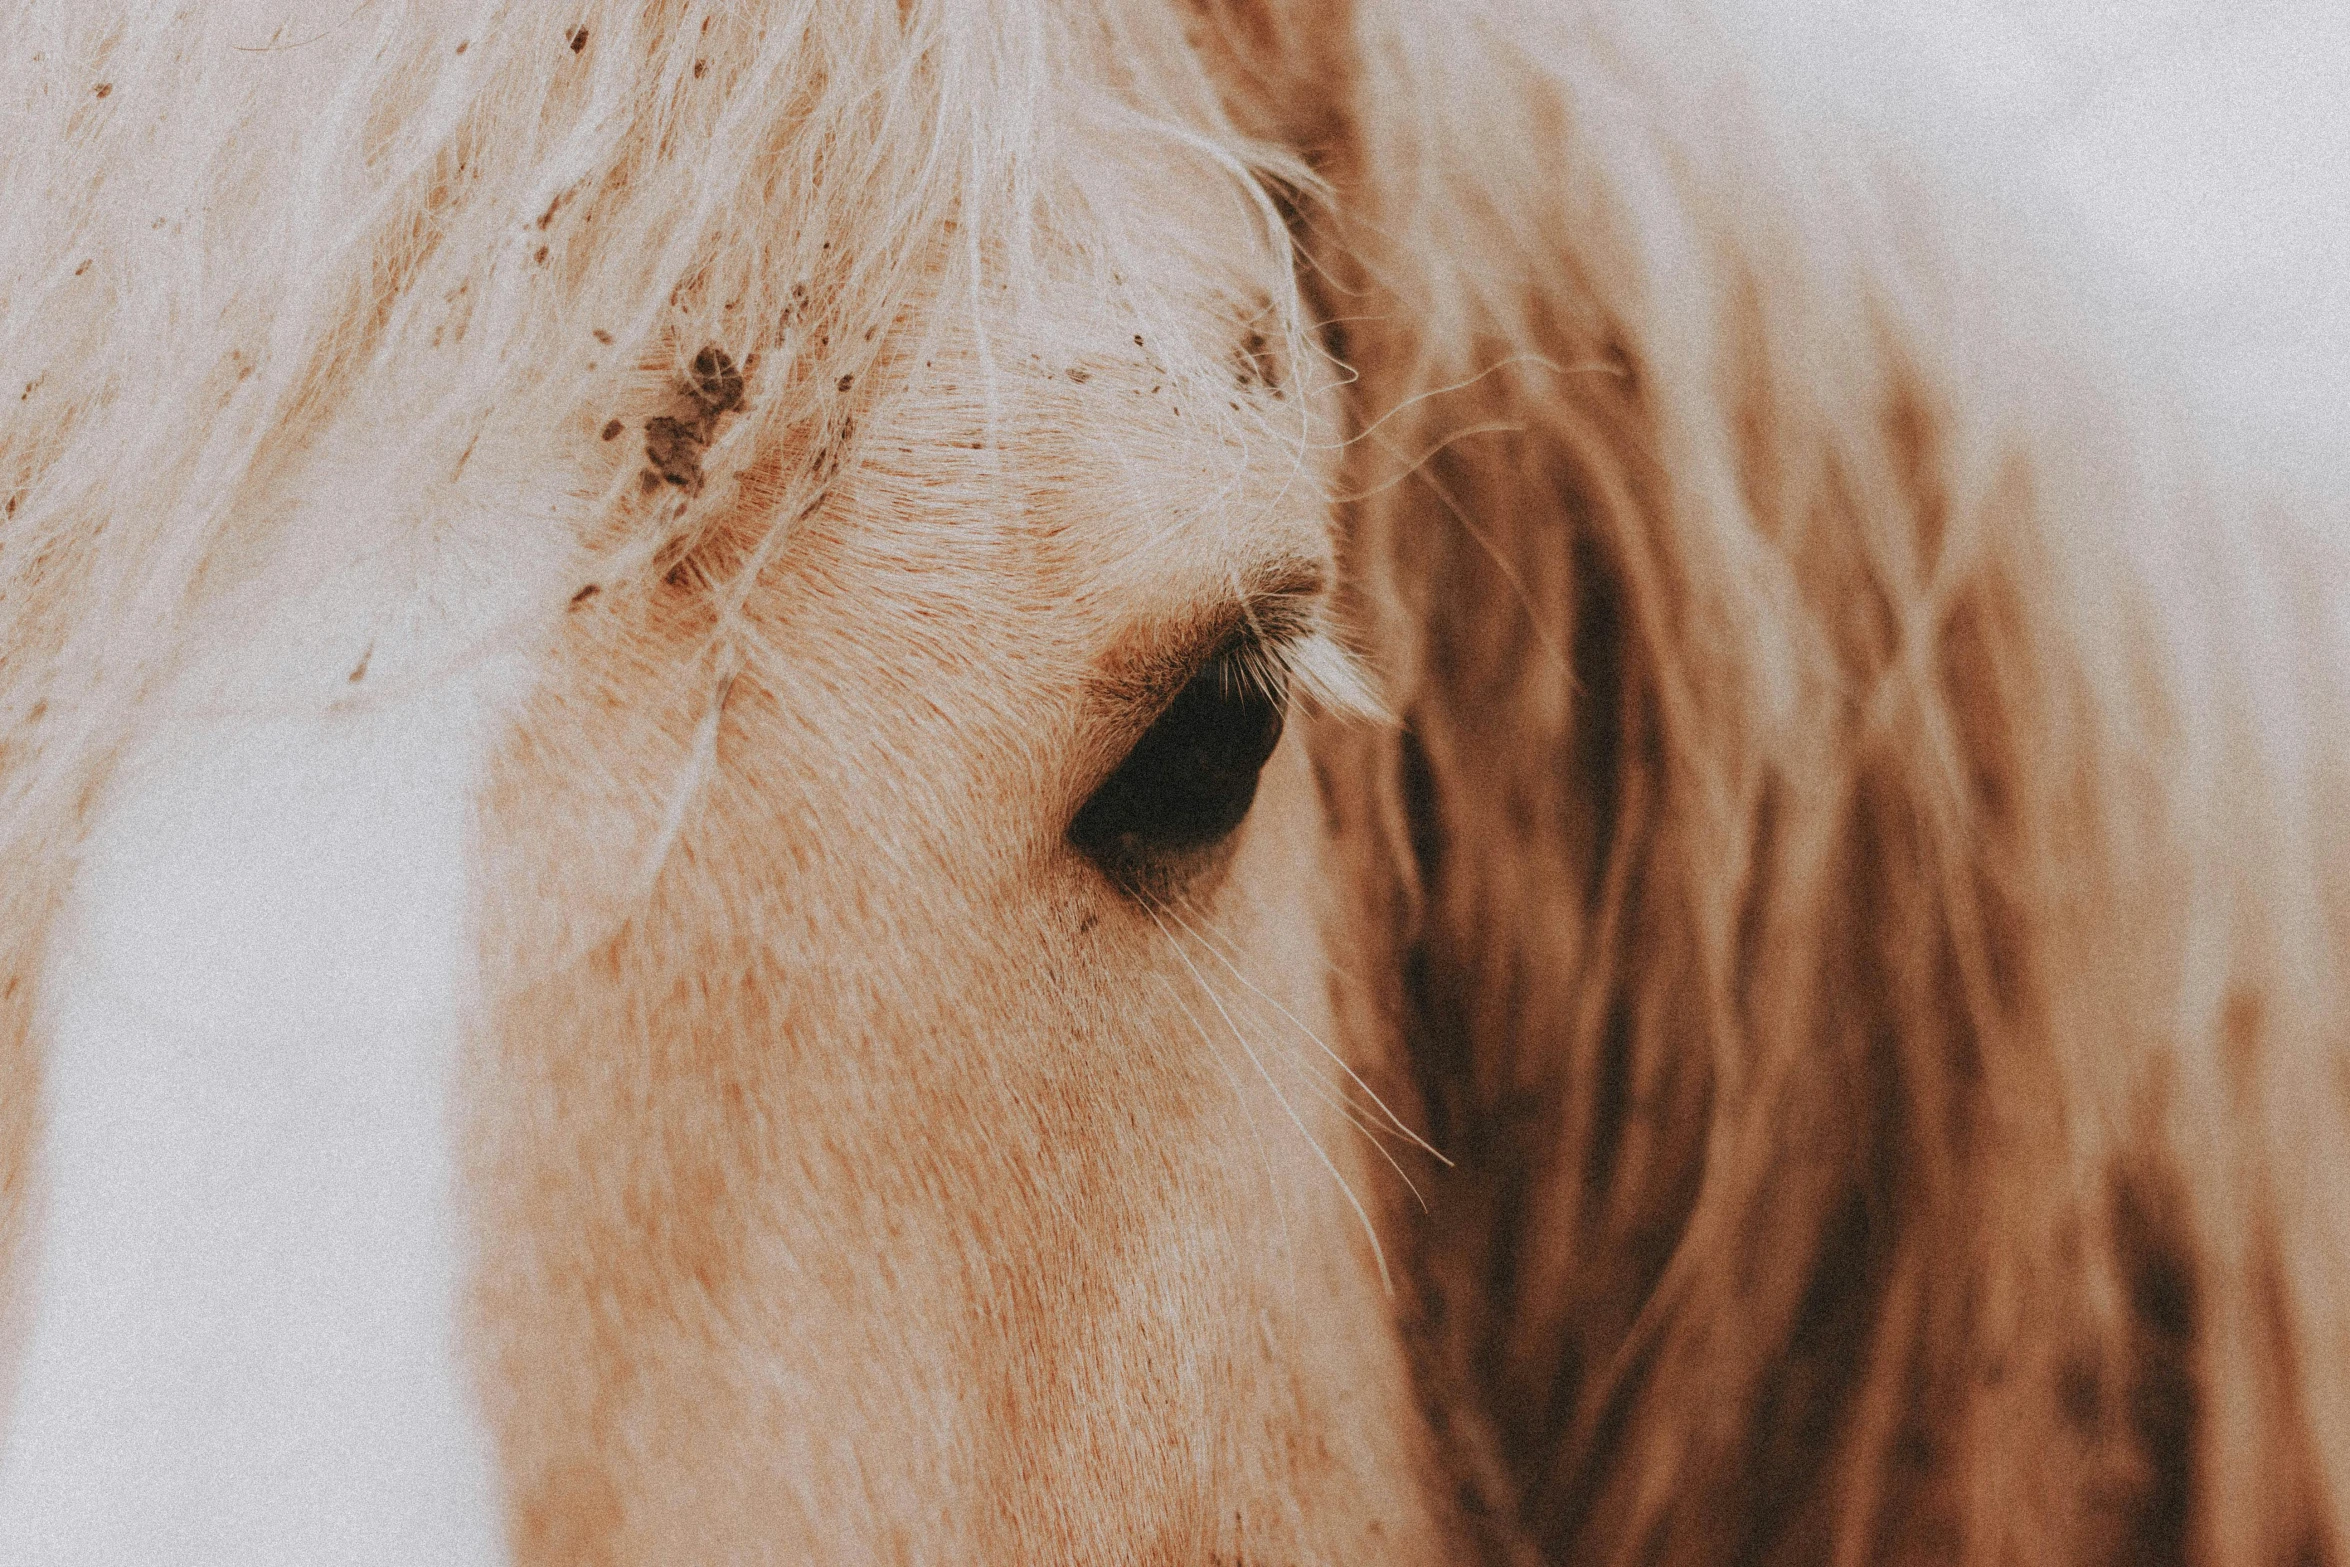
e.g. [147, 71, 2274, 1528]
[3, 1, 2347, 1562]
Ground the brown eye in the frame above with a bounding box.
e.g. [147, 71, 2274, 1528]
[1070, 643, 1287, 879]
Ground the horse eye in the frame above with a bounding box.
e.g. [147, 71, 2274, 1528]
[1071, 643, 1288, 878]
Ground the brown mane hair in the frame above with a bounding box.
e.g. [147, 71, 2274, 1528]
[1200, 3, 2350, 1562]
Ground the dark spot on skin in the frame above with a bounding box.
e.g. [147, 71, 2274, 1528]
[454, 40, 468, 54]
[1066, 367, 1090, 383]
[93, 82, 111, 98]
[688, 346, 745, 415]
[347, 644, 372, 684]
[639, 470, 664, 494]
[836, 374, 854, 392]
[534, 245, 548, 264]
[1133, 334, 1145, 347]
[569, 584, 601, 606]
[592, 328, 613, 345]
[693, 59, 707, 77]
[600, 419, 623, 441]
[639, 346, 748, 495]
[566, 25, 588, 52]
[537, 195, 561, 229]
[1231, 324, 1280, 395]
[73, 260, 89, 276]
[644, 416, 705, 493]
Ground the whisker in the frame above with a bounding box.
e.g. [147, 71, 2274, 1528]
[1323, 420, 1529, 506]
[629, 651, 738, 898]
[1145, 904, 1395, 1294]
[1396, 441, 1574, 681]
[1165, 898, 1453, 1170]
[1157, 917, 1433, 1213]
[1154, 973, 1299, 1275]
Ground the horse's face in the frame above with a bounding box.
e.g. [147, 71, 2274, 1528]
[464, 176, 1446, 1562]
[31, 2, 2350, 1563]
[0, 72, 1456, 1561]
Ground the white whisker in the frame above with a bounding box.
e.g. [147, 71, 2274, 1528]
[1160, 919, 1432, 1215]
[1145, 904, 1394, 1295]
[1153, 972, 1299, 1277]
[1164, 899, 1451, 1175]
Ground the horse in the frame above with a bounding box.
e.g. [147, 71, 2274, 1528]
[4, 0, 2348, 1561]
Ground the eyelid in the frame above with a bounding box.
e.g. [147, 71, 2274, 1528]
[1233, 589, 1318, 649]
[1071, 595, 1385, 817]
[1093, 612, 1385, 745]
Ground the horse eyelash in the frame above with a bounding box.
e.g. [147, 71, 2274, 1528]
[1233, 625, 1386, 727]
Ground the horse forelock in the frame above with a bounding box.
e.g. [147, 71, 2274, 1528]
[0, 0, 1305, 836]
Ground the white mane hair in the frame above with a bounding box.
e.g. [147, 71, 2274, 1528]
[0, 0, 1300, 873]
[7, 0, 2350, 1560]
